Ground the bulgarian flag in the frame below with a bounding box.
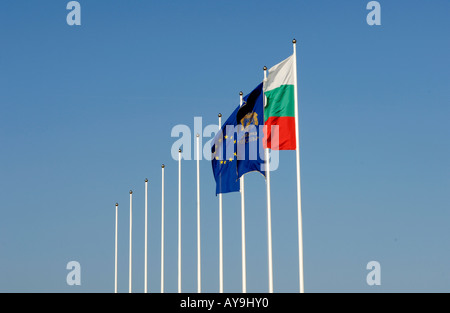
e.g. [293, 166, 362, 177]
[263, 55, 297, 150]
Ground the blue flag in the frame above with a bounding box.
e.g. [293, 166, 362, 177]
[236, 83, 266, 179]
[211, 106, 241, 195]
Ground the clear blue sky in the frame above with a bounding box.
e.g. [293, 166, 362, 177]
[0, 1, 449, 292]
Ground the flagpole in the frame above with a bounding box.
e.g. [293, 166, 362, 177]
[178, 149, 182, 293]
[292, 39, 305, 293]
[218, 113, 224, 293]
[161, 164, 165, 293]
[264, 66, 274, 293]
[239, 91, 247, 293]
[115, 203, 118, 293]
[196, 134, 202, 293]
[144, 178, 148, 293]
[129, 190, 133, 293]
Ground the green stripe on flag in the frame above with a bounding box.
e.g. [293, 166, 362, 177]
[264, 84, 295, 122]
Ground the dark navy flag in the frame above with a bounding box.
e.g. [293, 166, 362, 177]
[236, 83, 266, 179]
[211, 106, 241, 195]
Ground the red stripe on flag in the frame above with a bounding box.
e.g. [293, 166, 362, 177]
[263, 116, 296, 150]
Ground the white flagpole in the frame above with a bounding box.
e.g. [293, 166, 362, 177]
[264, 66, 274, 293]
[218, 113, 224, 294]
[292, 39, 305, 293]
[161, 164, 165, 293]
[196, 134, 202, 293]
[178, 149, 182, 293]
[129, 190, 133, 293]
[239, 91, 247, 293]
[115, 203, 118, 293]
[144, 178, 148, 293]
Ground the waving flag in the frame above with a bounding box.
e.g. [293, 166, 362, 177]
[236, 83, 266, 179]
[263, 55, 296, 150]
[211, 106, 240, 195]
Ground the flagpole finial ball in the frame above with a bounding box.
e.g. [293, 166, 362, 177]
[145, 178, 148, 183]
[239, 91, 243, 96]
[179, 149, 182, 153]
[263, 66, 267, 71]
[162, 164, 165, 168]
[116, 203, 118, 207]
[218, 113, 222, 118]
[130, 190, 133, 194]
[293, 39, 297, 44]
[196, 133, 200, 137]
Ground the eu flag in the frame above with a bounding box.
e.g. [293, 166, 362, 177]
[211, 106, 240, 195]
[236, 83, 266, 179]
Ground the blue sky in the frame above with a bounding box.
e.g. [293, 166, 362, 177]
[0, 1, 449, 292]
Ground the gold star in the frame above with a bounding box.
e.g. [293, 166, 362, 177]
[229, 158, 233, 162]
[234, 152, 237, 156]
[224, 135, 228, 139]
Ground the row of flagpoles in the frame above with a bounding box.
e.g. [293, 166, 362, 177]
[113, 39, 304, 293]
